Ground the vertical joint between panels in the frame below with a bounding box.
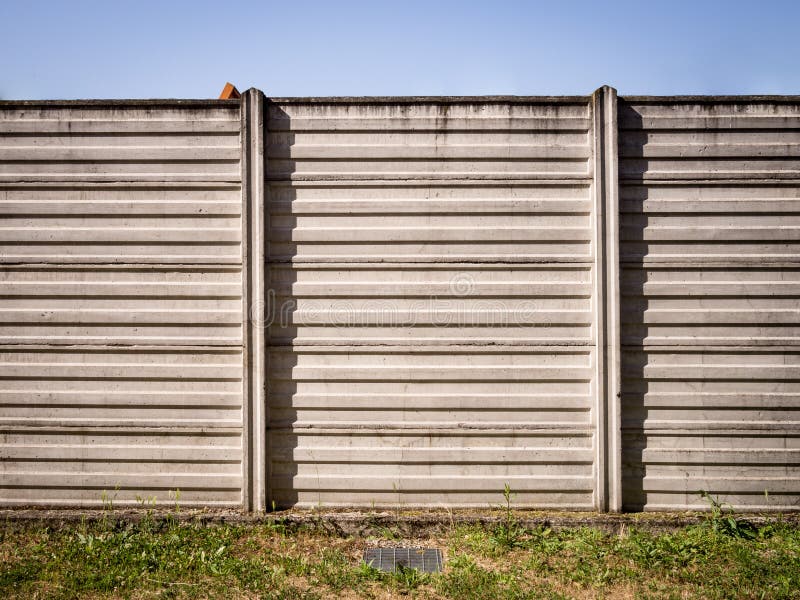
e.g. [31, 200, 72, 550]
[592, 86, 621, 513]
[605, 89, 621, 514]
[242, 88, 267, 513]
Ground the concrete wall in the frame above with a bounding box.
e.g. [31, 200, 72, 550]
[1, 89, 798, 512]
[0, 100, 246, 507]
[618, 97, 800, 511]
[263, 94, 616, 509]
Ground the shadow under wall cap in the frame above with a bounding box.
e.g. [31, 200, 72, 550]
[218, 82, 241, 99]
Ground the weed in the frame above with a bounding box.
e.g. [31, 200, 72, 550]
[374, 525, 401, 540]
[392, 481, 403, 521]
[489, 483, 527, 550]
[699, 490, 758, 539]
[353, 560, 384, 582]
[391, 563, 429, 592]
[626, 526, 711, 569]
[136, 493, 157, 509]
[99, 485, 119, 512]
[169, 488, 182, 513]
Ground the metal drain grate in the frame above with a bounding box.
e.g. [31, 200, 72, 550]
[363, 547, 443, 573]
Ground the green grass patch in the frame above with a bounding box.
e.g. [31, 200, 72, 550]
[1, 511, 799, 599]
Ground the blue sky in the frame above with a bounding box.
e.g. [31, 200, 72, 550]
[1, 0, 798, 99]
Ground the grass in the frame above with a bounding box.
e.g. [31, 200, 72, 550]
[1, 509, 799, 599]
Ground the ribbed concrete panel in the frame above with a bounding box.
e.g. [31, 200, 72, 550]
[0, 267, 242, 346]
[267, 102, 591, 181]
[0, 104, 240, 183]
[266, 98, 599, 508]
[619, 98, 800, 511]
[268, 264, 593, 346]
[0, 101, 244, 507]
[0, 188, 241, 265]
